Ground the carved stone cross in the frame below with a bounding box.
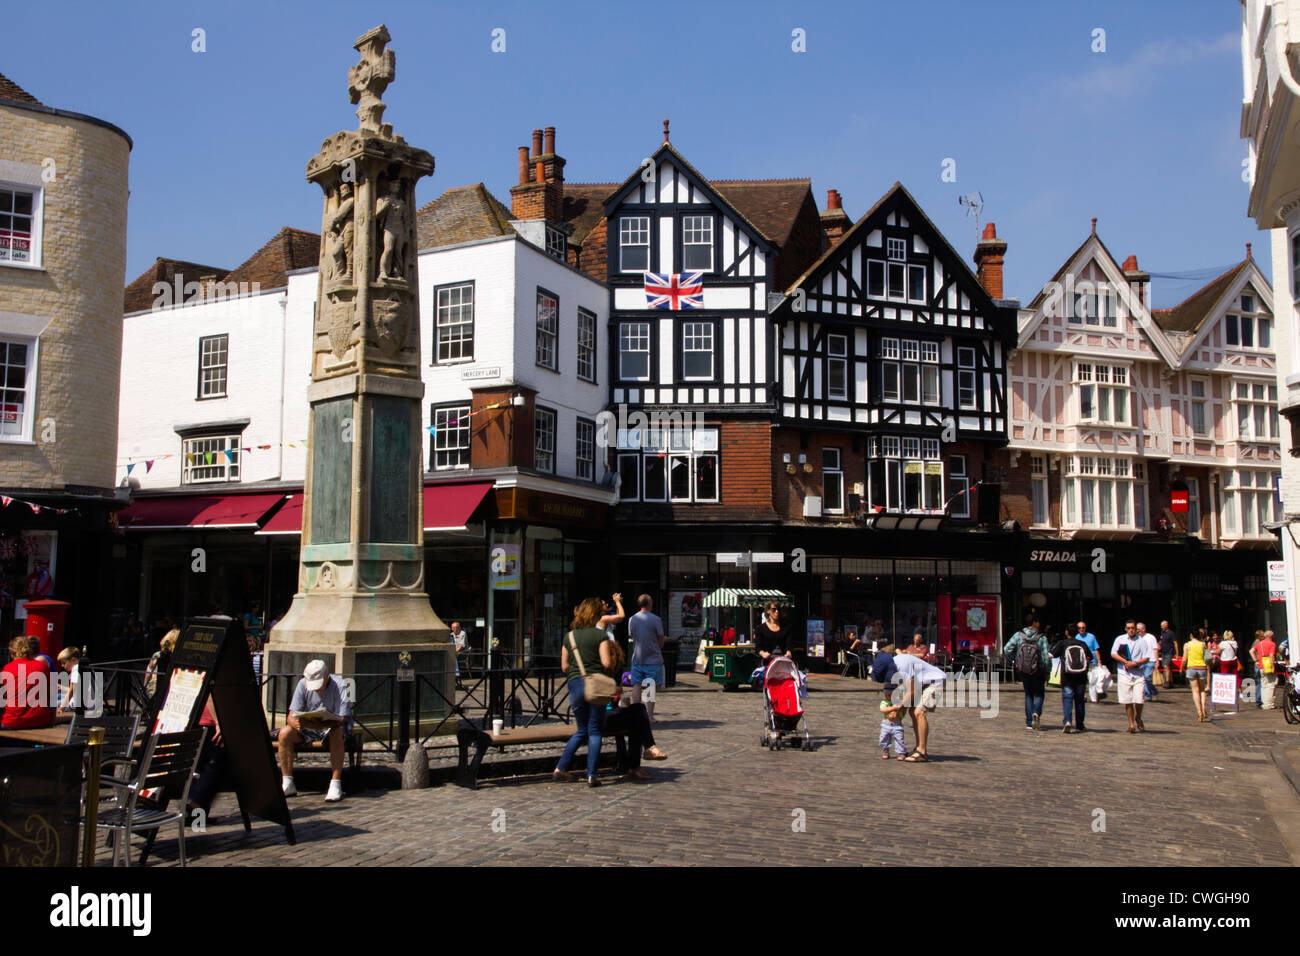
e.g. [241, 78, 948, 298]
[348, 24, 395, 133]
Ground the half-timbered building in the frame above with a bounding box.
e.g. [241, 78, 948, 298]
[564, 127, 824, 658]
[1004, 224, 1281, 638]
[766, 185, 1018, 654]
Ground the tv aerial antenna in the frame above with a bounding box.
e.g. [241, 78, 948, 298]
[958, 191, 983, 241]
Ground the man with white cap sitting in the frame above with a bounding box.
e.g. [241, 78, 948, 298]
[278, 659, 352, 802]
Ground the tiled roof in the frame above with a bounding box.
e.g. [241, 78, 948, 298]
[563, 176, 814, 252]
[1151, 261, 1250, 334]
[222, 227, 321, 289]
[563, 183, 616, 247]
[123, 258, 231, 314]
[0, 72, 41, 106]
[416, 184, 515, 249]
[713, 179, 814, 248]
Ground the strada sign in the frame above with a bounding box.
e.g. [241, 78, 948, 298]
[1029, 550, 1079, 563]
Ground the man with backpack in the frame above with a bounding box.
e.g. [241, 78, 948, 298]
[1051, 630, 1094, 733]
[1004, 616, 1050, 731]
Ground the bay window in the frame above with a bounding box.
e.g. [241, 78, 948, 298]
[1063, 455, 1144, 530]
[1234, 380, 1279, 441]
[616, 427, 718, 503]
[1076, 362, 1128, 425]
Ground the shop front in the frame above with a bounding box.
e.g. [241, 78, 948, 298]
[1011, 538, 1283, 644]
[483, 481, 611, 666]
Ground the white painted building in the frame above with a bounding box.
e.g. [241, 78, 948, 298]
[1241, 0, 1300, 653]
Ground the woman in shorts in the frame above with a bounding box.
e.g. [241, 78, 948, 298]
[1184, 628, 1209, 722]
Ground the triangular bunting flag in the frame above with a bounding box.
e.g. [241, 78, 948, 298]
[0, 496, 11, 508]
[145, 460, 155, 473]
[29, 503, 41, 514]
[259, 444, 271, 450]
[205, 451, 215, 465]
[126, 463, 136, 475]
[224, 448, 235, 463]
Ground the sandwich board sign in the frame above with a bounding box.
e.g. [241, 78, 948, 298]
[1210, 673, 1238, 714]
[153, 616, 295, 846]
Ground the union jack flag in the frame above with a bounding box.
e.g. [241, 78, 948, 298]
[644, 272, 703, 310]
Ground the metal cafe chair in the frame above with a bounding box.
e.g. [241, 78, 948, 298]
[66, 713, 141, 779]
[95, 728, 206, 867]
[840, 646, 870, 679]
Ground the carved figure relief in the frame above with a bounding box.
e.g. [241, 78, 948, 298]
[375, 179, 410, 281]
[326, 181, 356, 284]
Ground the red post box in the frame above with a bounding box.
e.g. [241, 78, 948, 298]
[24, 599, 71, 660]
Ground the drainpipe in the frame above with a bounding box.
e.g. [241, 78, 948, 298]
[277, 296, 288, 479]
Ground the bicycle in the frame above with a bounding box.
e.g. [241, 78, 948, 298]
[1281, 663, 1300, 725]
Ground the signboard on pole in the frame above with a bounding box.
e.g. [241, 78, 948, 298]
[1268, 560, 1289, 603]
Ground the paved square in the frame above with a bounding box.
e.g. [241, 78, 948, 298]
[100, 673, 1300, 866]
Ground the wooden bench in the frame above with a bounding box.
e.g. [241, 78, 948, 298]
[455, 719, 627, 789]
[271, 728, 363, 771]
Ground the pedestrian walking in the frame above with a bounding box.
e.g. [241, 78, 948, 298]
[1136, 623, 1159, 701]
[1220, 631, 1240, 703]
[1184, 628, 1210, 722]
[1051, 629, 1093, 732]
[1252, 629, 1278, 710]
[1073, 620, 1106, 702]
[1111, 620, 1151, 733]
[1004, 616, 1049, 731]
[1158, 621, 1178, 689]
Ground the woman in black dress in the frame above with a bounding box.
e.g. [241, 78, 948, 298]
[754, 601, 791, 661]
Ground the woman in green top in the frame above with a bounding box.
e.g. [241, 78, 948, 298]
[555, 597, 616, 787]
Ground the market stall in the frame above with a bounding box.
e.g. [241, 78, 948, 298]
[699, 588, 794, 691]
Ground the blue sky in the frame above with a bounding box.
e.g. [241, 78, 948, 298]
[6, 0, 1258, 307]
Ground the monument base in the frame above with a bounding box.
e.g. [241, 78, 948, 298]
[266, 591, 454, 720]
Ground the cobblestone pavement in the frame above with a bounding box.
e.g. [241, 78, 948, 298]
[102, 673, 1300, 866]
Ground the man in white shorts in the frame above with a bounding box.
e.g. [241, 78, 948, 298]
[1111, 620, 1151, 734]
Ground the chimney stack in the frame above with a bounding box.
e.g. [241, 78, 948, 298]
[511, 124, 567, 225]
[1121, 254, 1150, 310]
[819, 189, 852, 249]
[973, 222, 1007, 300]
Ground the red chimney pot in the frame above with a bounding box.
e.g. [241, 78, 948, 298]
[981, 223, 997, 240]
[1122, 254, 1139, 272]
[531, 129, 543, 158]
[827, 189, 842, 210]
[543, 126, 555, 156]
[517, 146, 530, 185]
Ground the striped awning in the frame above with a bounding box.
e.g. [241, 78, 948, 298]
[701, 588, 793, 609]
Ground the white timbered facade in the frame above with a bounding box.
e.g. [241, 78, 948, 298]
[606, 144, 776, 412]
[772, 184, 1016, 519]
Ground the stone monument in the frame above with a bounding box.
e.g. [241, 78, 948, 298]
[268, 25, 449, 703]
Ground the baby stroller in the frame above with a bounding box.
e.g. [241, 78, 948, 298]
[761, 657, 811, 751]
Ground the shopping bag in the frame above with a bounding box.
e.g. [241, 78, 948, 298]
[1047, 658, 1062, 687]
[1153, 669, 1165, 687]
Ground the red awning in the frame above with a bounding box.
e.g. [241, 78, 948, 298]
[424, 482, 494, 531]
[255, 494, 302, 535]
[119, 493, 288, 530]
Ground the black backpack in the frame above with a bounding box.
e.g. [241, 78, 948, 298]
[1015, 630, 1042, 677]
[1063, 641, 1090, 675]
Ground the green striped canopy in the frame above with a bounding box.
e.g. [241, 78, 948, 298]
[701, 588, 793, 609]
